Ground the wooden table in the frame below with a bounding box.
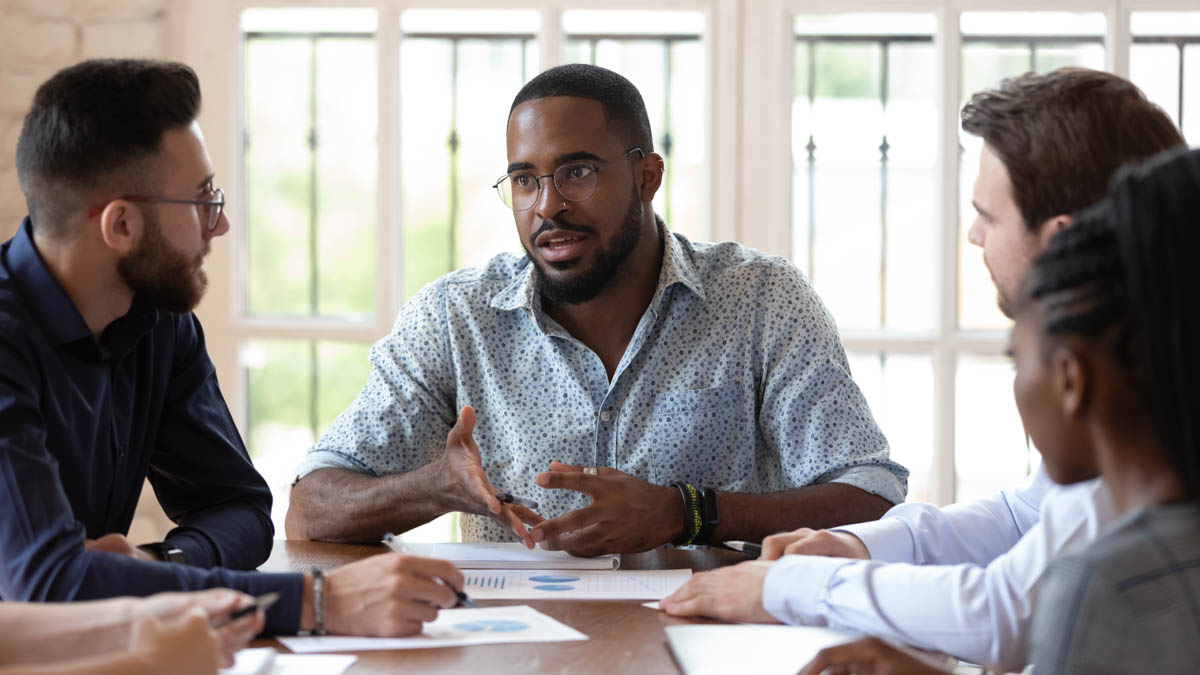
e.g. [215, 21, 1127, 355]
[257, 540, 749, 674]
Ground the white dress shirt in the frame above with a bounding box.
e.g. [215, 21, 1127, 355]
[761, 467, 1115, 672]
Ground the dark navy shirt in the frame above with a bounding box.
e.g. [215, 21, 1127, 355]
[0, 218, 302, 633]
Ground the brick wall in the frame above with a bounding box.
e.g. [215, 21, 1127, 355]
[0, 0, 175, 542]
[0, 0, 169, 241]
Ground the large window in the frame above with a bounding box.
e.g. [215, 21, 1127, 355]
[193, 3, 1197, 536]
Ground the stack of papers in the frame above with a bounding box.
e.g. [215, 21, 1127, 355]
[220, 647, 357, 675]
[403, 542, 620, 569]
[461, 568, 690, 600]
[277, 605, 587, 653]
[665, 625, 861, 675]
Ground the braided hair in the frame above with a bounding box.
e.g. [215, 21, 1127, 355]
[1020, 147, 1200, 500]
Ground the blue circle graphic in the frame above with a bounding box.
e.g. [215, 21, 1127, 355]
[454, 619, 530, 632]
[528, 575, 581, 583]
[532, 584, 574, 591]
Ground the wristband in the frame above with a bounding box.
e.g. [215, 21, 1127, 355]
[671, 481, 700, 546]
[684, 484, 702, 544]
[696, 487, 719, 545]
[311, 567, 327, 635]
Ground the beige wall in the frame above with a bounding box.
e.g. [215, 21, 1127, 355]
[0, 0, 176, 541]
[0, 0, 171, 240]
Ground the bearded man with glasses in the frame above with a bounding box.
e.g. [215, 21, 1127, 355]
[289, 63, 908, 555]
[0, 59, 470, 640]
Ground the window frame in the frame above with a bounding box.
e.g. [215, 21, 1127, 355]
[181, 0, 1196, 508]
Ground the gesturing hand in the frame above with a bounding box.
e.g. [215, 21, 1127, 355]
[527, 461, 682, 556]
[436, 405, 542, 548]
[659, 561, 780, 623]
[762, 528, 869, 561]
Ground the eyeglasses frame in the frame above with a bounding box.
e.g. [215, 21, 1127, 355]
[492, 148, 644, 211]
[86, 187, 226, 232]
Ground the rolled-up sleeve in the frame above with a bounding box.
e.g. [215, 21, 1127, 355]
[297, 279, 458, 480]
[754, 263, 908, 503]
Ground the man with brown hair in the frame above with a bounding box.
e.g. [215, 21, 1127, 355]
[661, 68, 1184, 672]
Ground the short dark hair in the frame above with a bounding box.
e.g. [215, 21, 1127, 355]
[1021, 147, 1200, 499]
[961, 67, 1183, 232]
[15, 58, 202, 238]
[509, 63, 653, 153]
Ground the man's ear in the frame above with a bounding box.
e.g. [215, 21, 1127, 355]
[635, 152, 665, 202]
[1052, 345, 1089, 421]
[98, 200, 142, 255]
[1038, 214, 1072, 247]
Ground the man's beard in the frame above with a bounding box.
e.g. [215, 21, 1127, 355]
[117, 212, 208, 314]
[531, 192, 643, 306]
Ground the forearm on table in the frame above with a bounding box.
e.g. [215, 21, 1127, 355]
[286, 465, 455, 543]
[713, 483, 893, 542]
[0, 599, 137, 665]
[0, 651, 157, 675]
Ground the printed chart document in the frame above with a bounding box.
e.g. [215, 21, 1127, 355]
[403, 542, 619, 569]
[462, 568, 691, 600]
[666, 625, 861, 675]
[278, 605, 587, 654]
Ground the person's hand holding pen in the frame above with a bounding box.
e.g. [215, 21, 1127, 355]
[383, 534, 476, 608]
[307, 547, 465, 636]
[133, 589, 266, 668]
[435, 405, 544, 548]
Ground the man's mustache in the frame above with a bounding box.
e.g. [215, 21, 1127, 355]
[529, 219, 596, 247]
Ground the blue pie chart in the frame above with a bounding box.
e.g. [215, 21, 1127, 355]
[529, 575, 580, 583]
[454, 619, 529, 632]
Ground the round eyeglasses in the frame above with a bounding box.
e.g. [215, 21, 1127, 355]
[493, 148, 643, 211]
[86, 187, 226, 232]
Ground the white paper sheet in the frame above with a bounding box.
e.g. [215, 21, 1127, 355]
[401, 542, 619, 569]
[277, 605, 587, 653]
[665, 625, 860, 675]
[221, 648, 357, 675]
[642, 601, 661, 610]
[460, 568, 690, 600]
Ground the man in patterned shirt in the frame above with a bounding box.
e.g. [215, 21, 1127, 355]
[286, 64, 908, 555]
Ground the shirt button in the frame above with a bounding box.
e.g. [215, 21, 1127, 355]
[600, 410, 612, 422]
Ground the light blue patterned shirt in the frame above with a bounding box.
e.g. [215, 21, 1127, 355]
[297, 230, 908, 541]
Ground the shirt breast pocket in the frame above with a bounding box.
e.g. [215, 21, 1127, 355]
[643, 382, 749, 487]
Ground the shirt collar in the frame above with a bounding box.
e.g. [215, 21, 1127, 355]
[6, 217, 159, 359]
[490, 217, 706, 315]
[7, 217, 93, 346]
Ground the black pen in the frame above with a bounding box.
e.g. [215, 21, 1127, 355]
[723, 540, 762, 557]
[381, 533, 477, 609]
[211, 592, 279, 628]
[495, 492, 538, 509]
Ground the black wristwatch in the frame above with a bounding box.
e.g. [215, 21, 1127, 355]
[138, 541, 187, 564]
[696, 487, 719, 545]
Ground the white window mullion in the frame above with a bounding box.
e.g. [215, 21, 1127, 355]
[380, 2, 403, 328]
[1108, 1, 1132, 77]
[540, 5, 565, 69]
[934, 3, 962, 506]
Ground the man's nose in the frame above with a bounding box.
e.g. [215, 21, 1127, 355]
[532, 175, 567, 221]
[967, 219, 985, 248]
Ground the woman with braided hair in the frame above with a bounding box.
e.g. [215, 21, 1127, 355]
[798, 149, 1200, 674]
